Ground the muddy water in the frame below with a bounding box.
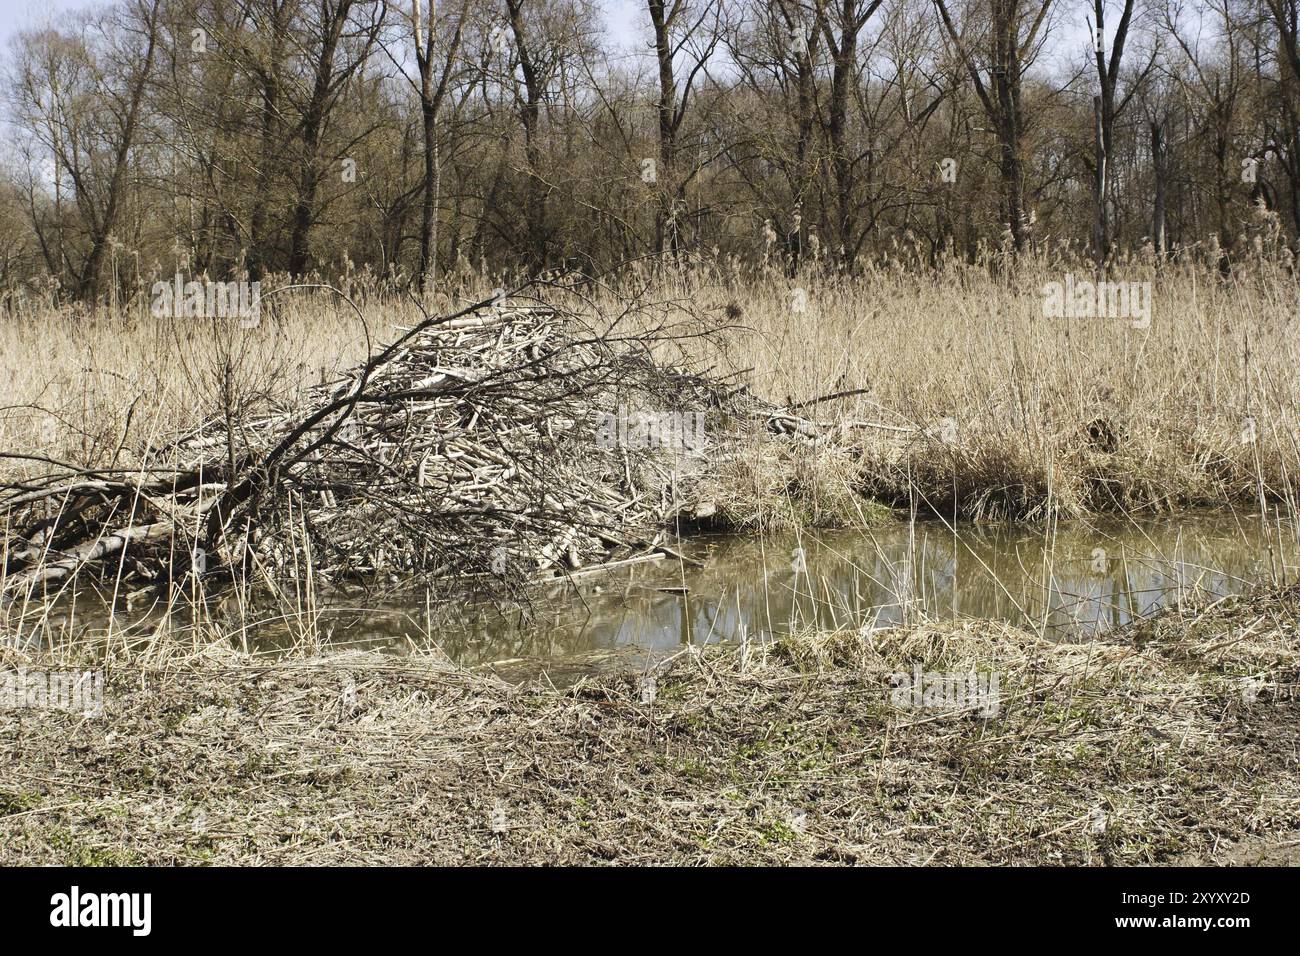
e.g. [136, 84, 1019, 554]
[276, 511, 1293, 668]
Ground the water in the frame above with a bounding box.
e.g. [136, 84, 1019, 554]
[254, 510, 1293, 668]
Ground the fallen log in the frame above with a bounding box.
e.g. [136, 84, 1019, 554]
[3, 521, 173, 593]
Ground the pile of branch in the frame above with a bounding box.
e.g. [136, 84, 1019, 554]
[2, 295, 793, 598]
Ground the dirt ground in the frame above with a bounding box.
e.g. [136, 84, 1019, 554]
[1174, 829, 1300, 866]
[2, 584, 1298, 865]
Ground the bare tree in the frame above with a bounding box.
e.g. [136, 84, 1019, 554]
[1089, 0, 1154, 264]
[933, 0, 1053, 251]
[645, 0, 722, 256]
[285, 0, 386, 278]
[407, 0, 466, 291]
[10, 0, 163, 299]
[816, 0, 885, 264]
[243, 0, 298, 281]
[1262, 0, 1300, 234]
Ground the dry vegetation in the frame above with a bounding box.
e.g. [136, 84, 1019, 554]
[3, 0, 1298, 871]
[2, 582, 1297, 865]
[4, 258, 1296, 530]
[0, 258, 1295, 664]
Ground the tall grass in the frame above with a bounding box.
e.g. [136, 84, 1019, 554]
[2, 255, 1296, 520]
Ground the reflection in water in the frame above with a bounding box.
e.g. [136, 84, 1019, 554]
[303, 511, 1293, 666]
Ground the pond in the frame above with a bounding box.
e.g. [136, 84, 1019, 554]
[247, 509, 1294, 670]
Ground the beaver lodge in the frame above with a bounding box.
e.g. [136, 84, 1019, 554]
[0, 292, 852, 602]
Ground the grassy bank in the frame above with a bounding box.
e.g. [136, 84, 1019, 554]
[3, 583, 1297, 865]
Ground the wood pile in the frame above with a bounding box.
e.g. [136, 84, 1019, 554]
[1, 296, 792, 597]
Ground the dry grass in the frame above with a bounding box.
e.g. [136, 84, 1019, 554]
[2, 583, 1297, 865]
[689, 427, 895, 531]
[689, 258, 1298, 520]
[3, 258, 1296, 526]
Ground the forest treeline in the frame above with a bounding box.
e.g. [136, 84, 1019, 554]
[1, 0, 1299, 306]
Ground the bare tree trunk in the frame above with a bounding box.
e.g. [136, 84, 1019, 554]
[773, 0, 817, 257]
[413, 0, 464, 293]
[1090, 0, 1145, 266]
[1264, 0, 1300, 238]
[507, 0, 547, 269]
[1093, 96, 1109, 263]
[648, 0, 676, 257]
[818, 0, 884, 268]
[288, 2, 348, 278]
[1150, 119, 1167, 256]
[79, 0, 161, 300]
[287, 0, 381, 278]
[989, 0, 1029, 250]
[934, 0, 1053, 254]
[248, 1, 290, 282]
